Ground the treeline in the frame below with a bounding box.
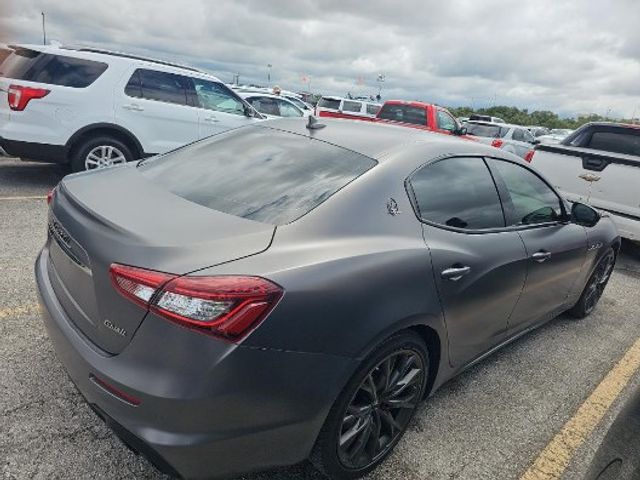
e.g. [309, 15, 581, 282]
[446, 105, 635, 129]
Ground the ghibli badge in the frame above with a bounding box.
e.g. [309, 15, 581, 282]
[103, 319, 127, 337]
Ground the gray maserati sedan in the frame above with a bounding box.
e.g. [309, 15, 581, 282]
[36, 118, 619, 479]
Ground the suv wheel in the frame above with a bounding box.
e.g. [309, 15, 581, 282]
[568, 247, 615, 319]
[71, 136, 134, 172]
[311, 331, 428, 479]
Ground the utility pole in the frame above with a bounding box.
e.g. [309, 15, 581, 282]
[42, 12, 47, 45]
[267, 64, 272, 86]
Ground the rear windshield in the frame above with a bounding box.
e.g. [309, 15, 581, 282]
[0, 48, 108, 88]
[465, 123, 509, 138]
[138, 126, 377, 225]
[377, 104, 427, 126]
[317, 97, 341, 110]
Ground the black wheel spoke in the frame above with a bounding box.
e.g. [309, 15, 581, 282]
[338, 348, 426, 470]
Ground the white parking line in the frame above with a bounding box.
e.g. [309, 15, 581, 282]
[0, 195, 47, 201]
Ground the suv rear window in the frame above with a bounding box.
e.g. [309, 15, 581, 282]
[317, 98, 341, 110]
[342, 101, 362, 113]
[139, 126, 377, 225]
[587, 130, 640, 157]
[377, 104, 426, 126]
[465, 123, 509, 138]
[0, 48, 108, 88]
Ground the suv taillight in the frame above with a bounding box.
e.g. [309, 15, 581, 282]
[8, 84, 50, 111]
[109, 264, 283, 341]
[491, 139, 504, 148]
[524, 150, 535, 163]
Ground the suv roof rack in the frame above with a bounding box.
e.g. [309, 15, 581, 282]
[66, 46, 202, 73]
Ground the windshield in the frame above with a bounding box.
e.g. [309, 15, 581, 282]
[139, 126, 376, 225]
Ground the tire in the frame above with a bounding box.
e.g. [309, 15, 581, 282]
[70, 136, 134, 172]
[567, 247, 616, 319]
[310, 331, 429, 479]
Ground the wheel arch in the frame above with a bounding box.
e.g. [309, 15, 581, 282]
[65, 123, 145, 161]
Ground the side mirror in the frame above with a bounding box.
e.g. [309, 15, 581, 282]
[531, 138, 541, 145]
[453, 126, 467, 136]
[571, 202, 600, 227]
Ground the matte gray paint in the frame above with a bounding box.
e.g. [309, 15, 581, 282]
[36, 118, 620, 479]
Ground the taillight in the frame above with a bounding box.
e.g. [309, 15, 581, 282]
[491, 139, 504, 148]
[524, 150, 535, 163]
[8, 84, 50, 111]
[46, 187, 56, 205]
[109, 264, 283, 340]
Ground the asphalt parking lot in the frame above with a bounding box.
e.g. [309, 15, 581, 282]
[2, 157, 640, 480]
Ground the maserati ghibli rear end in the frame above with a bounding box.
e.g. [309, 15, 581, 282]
[36, 118, 619, 479]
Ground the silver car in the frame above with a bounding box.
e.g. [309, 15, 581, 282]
[465, 121, 537, 158]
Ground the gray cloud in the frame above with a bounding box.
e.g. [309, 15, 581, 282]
[2, 0, 639, 117]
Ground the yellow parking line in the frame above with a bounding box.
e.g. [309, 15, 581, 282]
[0, 304, 40, 320]
[520, 337, 640, 480]
[0, 195, 47, 201]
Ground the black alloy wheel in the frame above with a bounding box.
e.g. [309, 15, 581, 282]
[311, 331, 428, 479]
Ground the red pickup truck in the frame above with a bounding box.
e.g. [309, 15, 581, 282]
[375, 100, 469, 137]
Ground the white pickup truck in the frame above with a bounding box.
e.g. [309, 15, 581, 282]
[530, 122, 640, 242]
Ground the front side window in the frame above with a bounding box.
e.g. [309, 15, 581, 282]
[1, 48, 107, 88]
[193, 78, 245, 115]
[366, 104, 381, 115]
[277, 99, 303, 117]
[436, 110, 457, 131]
[410, 157, 505, 230]
[342, 101, 363, 113]
[512, 129, 525, 141]
[247, 96, 279, 116]
[131, 69, 190, 105]
[488, 159, 563, 225]
[378, 104, 427, 126]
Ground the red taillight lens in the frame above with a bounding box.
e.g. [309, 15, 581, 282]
[524, 150, 535, 163]
[46, 187, 56, 205]
[110, 264, 176, 308]
[109, 264, 283, 340]
[8, 84, 50, 111]
[491, 139, 504, 148]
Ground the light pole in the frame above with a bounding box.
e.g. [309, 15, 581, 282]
[41, 12, 47, 45]
[267, 64, 272, 86]
[376, 74, 385, 101]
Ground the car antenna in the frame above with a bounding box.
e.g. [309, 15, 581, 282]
[306, 115, 326, 130]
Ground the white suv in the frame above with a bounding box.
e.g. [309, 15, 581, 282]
[0, 45, 262, 171]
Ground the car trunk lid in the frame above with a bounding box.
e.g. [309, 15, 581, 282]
[47, 164, 275, 354]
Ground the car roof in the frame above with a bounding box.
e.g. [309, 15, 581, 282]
[382, 100, 435, 109]
[239, 92, 296, 102]
[261, 117, 505, 162]
[9, 44, 220, 80]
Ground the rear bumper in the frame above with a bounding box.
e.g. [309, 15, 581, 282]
[0, 136, 67, 163]
[35, 247, 356, 479]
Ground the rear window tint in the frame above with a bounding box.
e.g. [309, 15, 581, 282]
[0, 48, 107, 88]
[377, 105, 426, 126]
[138, 126, 377, 225]
[587, 130, 640, 157]
[465, 123, 509, 138]
[318, 98, 340, 110]
[126, 68, 190, 106]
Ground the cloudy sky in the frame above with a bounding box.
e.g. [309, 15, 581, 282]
[3, 0, 640, 118]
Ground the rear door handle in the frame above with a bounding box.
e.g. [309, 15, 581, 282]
[203, 115, 219, 123]
[441, 265, 471, 281]
[122, 103, 144, 112]
[531, 251, 552, 262]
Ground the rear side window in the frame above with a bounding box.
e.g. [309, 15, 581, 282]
[465, 123, 508, 138]
[318, 98, 340, 110]
[139, 126, 377, 225]
[342, 101, 362, 113]
[125, 68, 190, 106]
[587, 130, 640, 156]
[0, 48, 107, 88]
[410, 157, 505, 230]
[378, 105, 427, 126]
